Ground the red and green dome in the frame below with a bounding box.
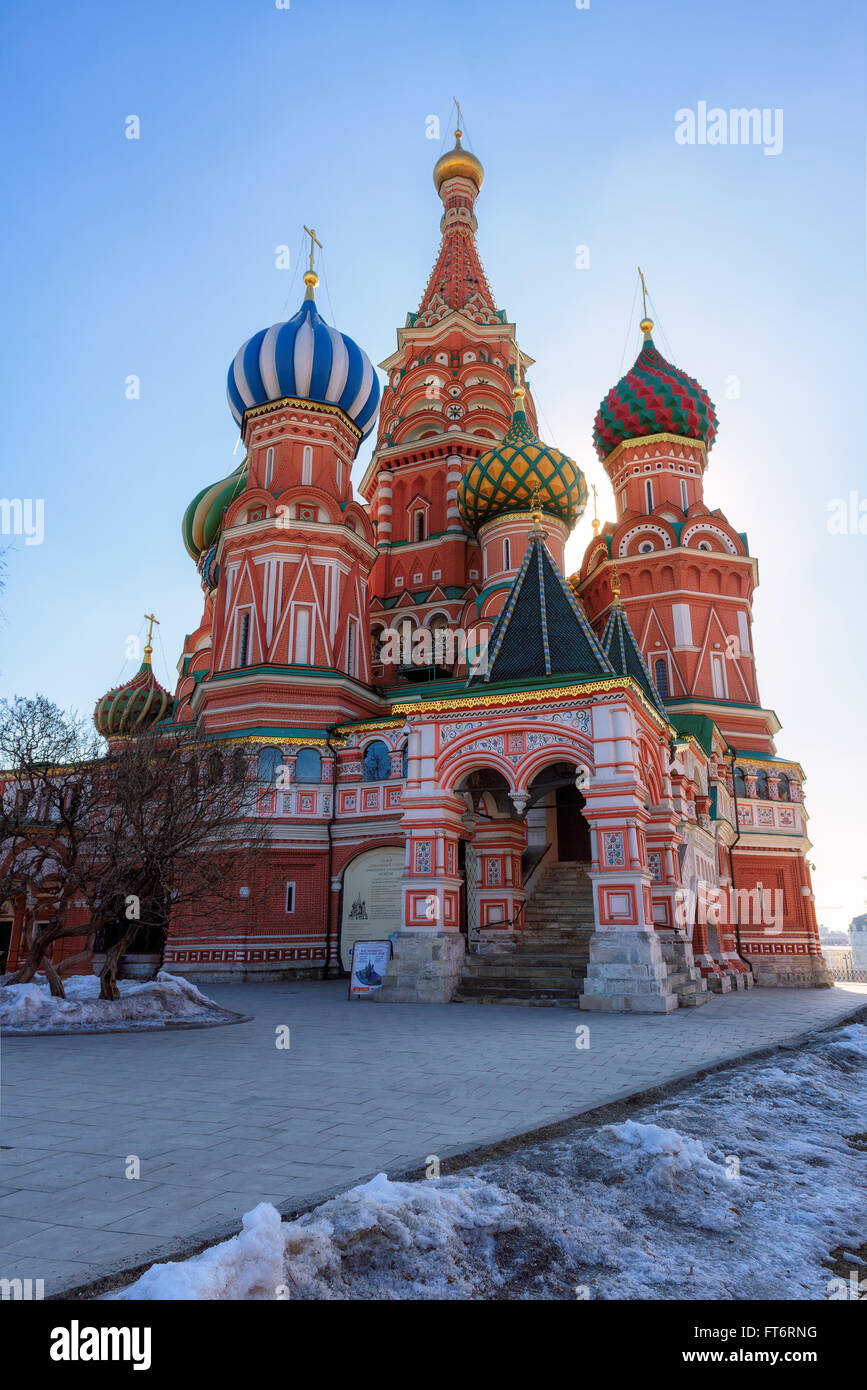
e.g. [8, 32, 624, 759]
[458, 390, 588, 532]
[593, 331, 718, 460]
[94, 651, 171, 739]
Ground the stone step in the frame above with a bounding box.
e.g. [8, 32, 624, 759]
[463, 961, 587, 979]
[454, 983, 584, 1003]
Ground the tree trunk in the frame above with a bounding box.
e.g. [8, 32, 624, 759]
[43, 957, 66, 998]
[2, 922, 61, 987]
[99, 922, 140, 1000]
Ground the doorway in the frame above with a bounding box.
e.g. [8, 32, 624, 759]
[556, 783, 591, 863]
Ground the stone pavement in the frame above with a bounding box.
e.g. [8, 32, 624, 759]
[1, 979, 865, 1296]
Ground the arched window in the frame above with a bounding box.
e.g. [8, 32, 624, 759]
[208, 750, 223, 784]
[371, 626, 385, 664]
[399, 617, 415, 667]
[237, 612, 250, 668]
[232, 748, 248, 783]
[264, 446, 275, 488]
[413, 510, 426, 542]
[257, 746, 282, 784]
[430, 615, 451, 666]
[653, 658, 670, 698]
[302, 445, 313, 485]
[295, 748, 322, 783]
[734, 766, 747, 799]
[401, 743, 408, 778]
[363, 740, 391, 781]
[777, 773, 790, 802]
[755, 770, 769, 800]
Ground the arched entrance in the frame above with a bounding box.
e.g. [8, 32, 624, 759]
[526, 761, 592, 865]
[453, 768, 525, 947]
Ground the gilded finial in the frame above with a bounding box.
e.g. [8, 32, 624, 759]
[638, 266, 653, 338]
[529, 483, 545, 532]
[513, 340, 524, 401]
[454, 97, 463, 143]
[303, 225, 322, 297]
[610, 566, 621, 607]
[143, 612, 160, 664]
[591, 482, 600, 536]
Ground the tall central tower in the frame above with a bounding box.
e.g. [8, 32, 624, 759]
[360, 128, 543, 682]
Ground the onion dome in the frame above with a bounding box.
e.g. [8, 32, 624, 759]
[94, 640, 171, 739]
[197, 542, 219, 593]
[458, 385, 588, 532]
[182, 458, 248, 563]
[593, 320, 718, 460]
[226, 277, 380, 439]
[433, 128, 484, 194]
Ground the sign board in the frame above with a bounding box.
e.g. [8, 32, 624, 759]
[349, 939, 393, 999]
[339, 845, 403, 971]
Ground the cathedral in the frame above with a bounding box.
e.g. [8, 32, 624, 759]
[89, 128, 832, 1011]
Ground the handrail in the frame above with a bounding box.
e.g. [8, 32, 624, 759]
[522, 841, 552, 889]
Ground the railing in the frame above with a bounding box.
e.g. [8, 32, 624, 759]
[823, 948, 867, 983]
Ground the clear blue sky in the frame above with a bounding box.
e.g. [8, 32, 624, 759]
[1, 0, 864, 929]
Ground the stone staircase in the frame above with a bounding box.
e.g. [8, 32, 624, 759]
[454, 862, 595, 1007]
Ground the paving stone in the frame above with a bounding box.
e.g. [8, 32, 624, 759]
[0, 977, 864, 1294]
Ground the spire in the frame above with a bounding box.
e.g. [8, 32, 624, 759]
[600, 599, 668, 719]
[303, 224, 322, 300]
[638, 266, 653, 339]
[469, 531, 615, 686]
[610, 564, 622, 607]
[418, 115, 498, 325]
[143, 612, 160, 666]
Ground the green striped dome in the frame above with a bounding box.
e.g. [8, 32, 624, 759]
[182, 458, 249, 562]
[94, 655, 171, 739]
[458, 394, 587, 532]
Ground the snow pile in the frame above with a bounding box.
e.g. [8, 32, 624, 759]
[116, 1172, 520, 1300]
[594, 1119, 727, 1189]
[0, 971, 236, 1033]
[111, 1020, 867, 1300]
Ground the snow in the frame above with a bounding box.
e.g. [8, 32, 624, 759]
[112, 1020, 867, 1301]
[0, 971, 237, 1033]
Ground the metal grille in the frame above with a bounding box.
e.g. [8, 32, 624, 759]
[464, 844, 479, 951]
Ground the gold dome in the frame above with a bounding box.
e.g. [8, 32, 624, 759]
[433, 130, 484, 194]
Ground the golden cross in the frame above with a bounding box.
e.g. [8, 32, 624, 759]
[143, 612, 159, 664]
[591, 482, 600, 535]
[610, 565, 621, 606]
[454, 96, 463, 135]
[638, 266, 649, 320]
[303, 225, 322, 275]
[514, 340, 523, 391]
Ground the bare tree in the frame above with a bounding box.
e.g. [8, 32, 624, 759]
[1, 696, 270, 999]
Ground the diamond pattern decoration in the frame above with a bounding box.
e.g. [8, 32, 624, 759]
[459, 405, 588, 531]
[593, 335, 718, 459]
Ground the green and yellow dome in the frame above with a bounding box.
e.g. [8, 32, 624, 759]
[458, 388, 587, 532]
[94, 644, 171, 740]
[182, 457, 249, 563]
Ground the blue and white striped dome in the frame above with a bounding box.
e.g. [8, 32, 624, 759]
[227, 285, 380, 439]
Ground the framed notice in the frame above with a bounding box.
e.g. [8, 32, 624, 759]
[349, 939, 393, 999]
[339, 846, 403, 971]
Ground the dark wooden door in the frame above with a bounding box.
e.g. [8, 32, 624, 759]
[556, 785, 591, 862]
